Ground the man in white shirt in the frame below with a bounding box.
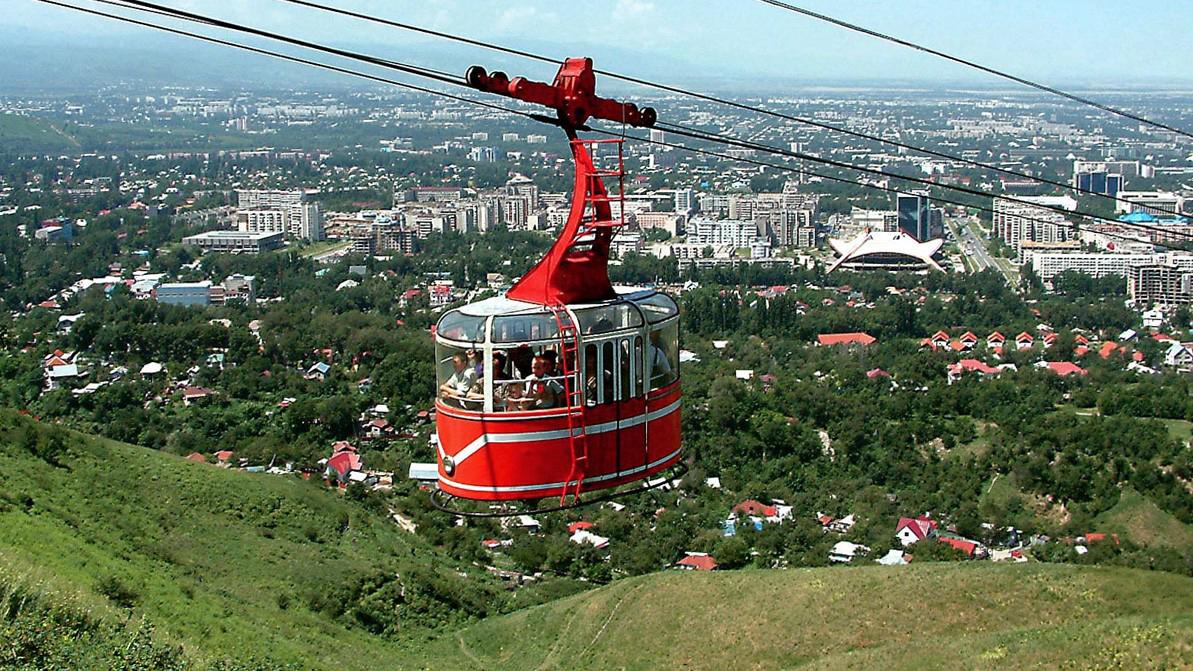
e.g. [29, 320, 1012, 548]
[440, 353, 477, 403]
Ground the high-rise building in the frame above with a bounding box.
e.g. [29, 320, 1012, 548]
[505, 175, 539, 205]
[896, 192, 931, 241]
[1129, 262, 1193, 307]
[501, 196, 530, 229]
[236, 189, 323, 241]
[469, 146, 497, 163]
[727, 196, 755, 220]
[929, 208, 945, 240]
[236, 209, 288, 234]
[674, 188, 695, 214]
[298, 202, 324, 242]
[689, 218, 761, 247]
[992, 195, 1077, 252]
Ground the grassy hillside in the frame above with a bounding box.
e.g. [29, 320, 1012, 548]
[0, 410, 501, 669]
[444, 564, 1193, 670]
[0, 113, 79, 152]
[1096, 486, 1193, 551]
[3, 410, 1192, 670]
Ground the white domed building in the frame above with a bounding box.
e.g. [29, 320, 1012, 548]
[827, 230, 945, 273]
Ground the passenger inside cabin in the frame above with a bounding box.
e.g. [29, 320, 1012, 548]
[541, 349, 559, 376]
[439, 353, 477, 405]
[521, 355, 562, 409]
[584, 368, 598, 406]
[468, 349, 484, 378]
[510, 344, 534, 379]
[490, 351, 515, 409]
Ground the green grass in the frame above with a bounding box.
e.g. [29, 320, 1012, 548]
[4, 410, 1193, 670]
[949, 417, 996, 460]
[0, 113, 79, 152]
[0, 410, 501, 669]
[979, 473, 1022, 511]
[1157, 418, 1193, 443]
[1095, 487, 1193, 551]
[439, 564, 1193, 670]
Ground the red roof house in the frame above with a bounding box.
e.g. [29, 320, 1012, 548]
[938, 537, 979, 558]
[567, 521, 595, 534]
[1042, 361, 1087, 377]
[185, 452, 206, 463]
[986, 331, 1005, 347]
[732, 499, 778, 518]
[816, 332, 876, 347]
[895, 516, 939, 546]
[675, 553, 718, 571]
[182, 386, 213, 404]
[1015, 332, 1034, 350]
[948, 359, 1002, 383]
[214, 450, 234, 463]
[326, 450, 362, 478]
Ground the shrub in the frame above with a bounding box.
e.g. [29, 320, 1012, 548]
[96, 574, 139, 609]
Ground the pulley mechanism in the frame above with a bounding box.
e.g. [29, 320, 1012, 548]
[465, 57, 656, 129]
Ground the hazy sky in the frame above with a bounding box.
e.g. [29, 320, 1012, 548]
[5, 0, 1192, 86]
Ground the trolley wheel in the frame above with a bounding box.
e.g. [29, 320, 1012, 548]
[465, 65, 487, 89]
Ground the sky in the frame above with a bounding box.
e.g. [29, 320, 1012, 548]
[3, 0, 1192, 88]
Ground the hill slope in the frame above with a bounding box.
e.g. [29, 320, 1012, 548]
[1096, 486, 1193, 551]
[3, 411, 1192, 670]
[0, 411, 500, 669]
[444, 564, 1193, 670]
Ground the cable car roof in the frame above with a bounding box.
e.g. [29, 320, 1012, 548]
[455, 285, 659, 317]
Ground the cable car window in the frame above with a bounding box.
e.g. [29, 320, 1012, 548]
[489, 348, 519, 412]
[575, 303, 643, 335]
[436, 342, 483, 410]
[602, 341, 615, 403]
[436, 310, 486, 343]
[648, 320, 679, 390]
[620, 339, 632, 400]
[584, 344, 598, 406]
[634, 293, 679, 324]
[491, 313, 559, 343]
[634, 336, 644, 397]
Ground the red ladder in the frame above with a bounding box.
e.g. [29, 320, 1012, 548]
[549, 305, 589, 505]
[577, 138, 626, 236]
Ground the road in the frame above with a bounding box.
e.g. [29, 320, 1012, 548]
[951, 216, 1017, 286]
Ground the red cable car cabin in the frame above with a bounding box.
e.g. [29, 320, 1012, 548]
[433, 58, 681, 505]
[434, 290, 681, 502]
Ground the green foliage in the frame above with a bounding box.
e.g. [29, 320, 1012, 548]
[0, 411, 507, 669]
[443, 565, 1193, 670]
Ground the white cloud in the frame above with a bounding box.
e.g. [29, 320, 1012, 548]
[494, 5, 558, 34]
[613, 0, 656, 22]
